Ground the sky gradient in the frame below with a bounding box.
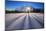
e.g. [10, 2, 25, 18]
[5, 1, 44, 11]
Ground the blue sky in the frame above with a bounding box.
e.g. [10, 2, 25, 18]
[5, 1, 44, 11]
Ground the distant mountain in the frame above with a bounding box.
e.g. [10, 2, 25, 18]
[5, 6, 44, 13]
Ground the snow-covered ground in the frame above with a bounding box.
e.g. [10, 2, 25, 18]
[5, 13, 44, 30]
